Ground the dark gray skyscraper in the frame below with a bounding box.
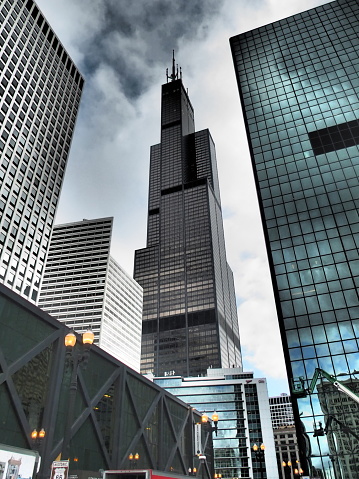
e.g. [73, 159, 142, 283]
[0, 0, 83, 303]
[134, 58, 241, 378]
[231, 0, 359, 477]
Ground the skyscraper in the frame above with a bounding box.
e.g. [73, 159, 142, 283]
[134, 57, 241, 377]
[230, 0, 359, 476]
[38, 218, 143, 371]
[0, 0, 83, 303]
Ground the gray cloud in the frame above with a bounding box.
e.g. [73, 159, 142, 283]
[73, 0, 223, 100]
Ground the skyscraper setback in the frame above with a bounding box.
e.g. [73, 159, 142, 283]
[231, 0, 359, 476]
[134, 58, 241, 377]
[0, 0, 83, 302]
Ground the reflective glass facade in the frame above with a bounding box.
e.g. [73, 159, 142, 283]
[134, 78, 241, 377]
[230, 0, 359, 477]
[0, 0, 84, 303]
[155, 369, 277, 479]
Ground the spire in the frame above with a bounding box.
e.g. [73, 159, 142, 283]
[166, 50, 182, 82]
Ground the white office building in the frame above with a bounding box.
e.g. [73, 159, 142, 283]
[0, 0, 84, 302]
[154, 368, 279, 479]
[38, 217, 143, 371]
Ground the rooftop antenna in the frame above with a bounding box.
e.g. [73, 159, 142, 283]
[166, 50, 180, 82]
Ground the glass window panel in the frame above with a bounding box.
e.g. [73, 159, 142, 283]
[328, 341, 344, 355]
[287, 329, 300, 347]
[324, 323, 340, 342]
[338, 321, 354, 340]
[299, 328, 313, 346]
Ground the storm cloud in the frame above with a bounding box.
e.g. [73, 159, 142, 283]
[66, 0, 223, 100]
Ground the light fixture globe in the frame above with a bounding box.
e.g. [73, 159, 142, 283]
[64, 331, 76, 348]
[212, 411, 219, 423]
[201, 412, 209, 423]
[82, 329, 95, 345]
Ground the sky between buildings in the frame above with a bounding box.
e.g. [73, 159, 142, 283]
[35, 0, 332, 396]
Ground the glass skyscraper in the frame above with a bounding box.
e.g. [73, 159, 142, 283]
[134, 61, 241, 377]
[230, 0, 359, 477]
[0, 0, 83, 303]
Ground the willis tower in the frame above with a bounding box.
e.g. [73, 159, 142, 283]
[134, 54, 241, 377]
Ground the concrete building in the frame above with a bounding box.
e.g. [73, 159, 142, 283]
[0, 0, 83, 302]
[155, 368, 279, 479]
[38, 217, 143, 371]
[230, 0, 359, 476]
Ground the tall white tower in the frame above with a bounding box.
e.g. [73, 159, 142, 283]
[38, 218, 143, 371]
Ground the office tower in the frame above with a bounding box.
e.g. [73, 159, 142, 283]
[155, 368, 278, 479]
[0, 0, 84, 303]
[38, 218, 143, 371]
[134, 58, 241, 377]
[230, 0, 359, 476]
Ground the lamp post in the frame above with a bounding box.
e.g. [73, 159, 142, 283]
[128, 453, 140, 469]
[252, 443, 265, 479]
[201, 411, 219, 436]
[31, 428, 46, 445]
[61, 330, 94, 462]
[282, 461, 292, 479]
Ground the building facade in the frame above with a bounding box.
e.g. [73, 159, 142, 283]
[230, 0, 359, 477]
[38, 218, 143, 371]
[155, 368, 278, 479]
[269, 394, 294, 430]
[134, 60, 241, 378]
[0, 283, 213, 479]
[269, 396, 301, 479]
[0, 0, 84, 302]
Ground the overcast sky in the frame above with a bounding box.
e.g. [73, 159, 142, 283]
[36, 0, 331, 396]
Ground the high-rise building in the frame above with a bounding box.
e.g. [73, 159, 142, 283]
[38, 218, 143, 371]
[154, 368, 278, 479]
[230, 0, 359, 477]
[0, 0, 84, 302]
[134, 58, 241, 377]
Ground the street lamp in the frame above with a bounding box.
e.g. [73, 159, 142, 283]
[294, 468, 303, 477]
[128, 453, 140, 469]
[61, 329, 94, 461]
[282, 460, 292, 479]
[30, 428, 46, 451]
[253, 443, 265, 479]
[201, 411, 219, 435]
